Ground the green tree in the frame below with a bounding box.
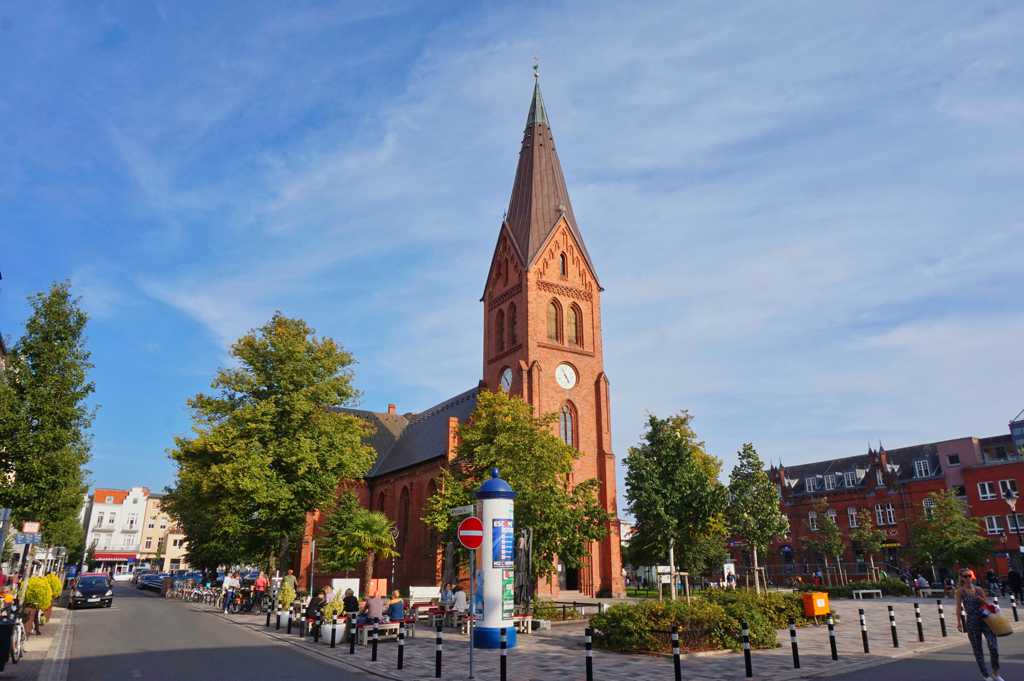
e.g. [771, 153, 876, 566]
[911, 490, 992, 571]
[726, 443, 789, 593]
[800, 498, 846, 586]
[624, 412, 729, 577]
[849, 508, 886, 580]
[422, 390, 609, 581]
[316, 494, 398, 595]
[164, 313, 376, 569]
[0, 282, 92, 540]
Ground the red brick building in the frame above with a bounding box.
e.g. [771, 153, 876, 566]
[765, 426, 1022, 581]
[298, 74, 625, 598]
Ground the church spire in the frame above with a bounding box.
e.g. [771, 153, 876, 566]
[504, 68, 597, 281]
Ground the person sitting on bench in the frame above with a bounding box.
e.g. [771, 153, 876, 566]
[386, 590, 405, 622]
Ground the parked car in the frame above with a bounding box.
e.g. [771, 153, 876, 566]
[131, 569, 156, 585]
[69, 573, 113, 609]
[137, 573, 167, 593]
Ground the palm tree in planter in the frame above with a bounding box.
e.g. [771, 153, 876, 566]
[317, 493, 398, 596]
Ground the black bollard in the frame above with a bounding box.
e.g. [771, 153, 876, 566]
[266, 606, 272, 628]
[371, 624, 379, 661]
[398, 622, 405, 670]
[859, 608, 870, 653]
[788, 618, 800, 668]
[888, 605, 899, 648]
[313, 614, 321, 643]
[671, 624, 681, 681]
[275, 609, 281, 630]
[742, 621, 752, 678]
[960, 605, 967, 633]
[1013, 595, 1020, 622]
[330, 615, 337, 648]
[500, 626, 508, 681]
[287, 611, 293, 635]
[827, 613, 838, 660]
[349, 616, 357, 655]
[937, 600, 947, 637]
[914, 602, 924, 642]
[435, 622, 443, 679]
[585, 627, 594, 681]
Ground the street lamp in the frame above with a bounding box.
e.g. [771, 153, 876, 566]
[1005, 489, 1024, 570]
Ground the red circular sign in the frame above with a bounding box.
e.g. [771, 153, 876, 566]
[457, 516, 484, 550]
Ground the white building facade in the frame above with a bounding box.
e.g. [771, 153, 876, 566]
[82, 486, 149, 579]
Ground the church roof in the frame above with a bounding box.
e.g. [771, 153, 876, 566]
[505, 75, 597, 280]
[347, 387, 479, 478]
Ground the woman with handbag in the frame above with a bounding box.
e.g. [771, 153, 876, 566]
[956, 569, 1006, 681]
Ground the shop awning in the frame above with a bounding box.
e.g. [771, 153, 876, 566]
[93, 552, 137, 561]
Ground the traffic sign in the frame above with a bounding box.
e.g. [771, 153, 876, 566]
[457, 516, 484, 550]
[21, 521, 40, 534]
[449, 504, 475, 517]
[14, 533, 41, 545]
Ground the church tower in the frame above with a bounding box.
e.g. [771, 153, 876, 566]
[481, 71, 624, 597]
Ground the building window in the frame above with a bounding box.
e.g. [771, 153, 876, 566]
[826, 509, 837, 524]
[824, 475, 836, 491]
[844, 471, 856, 488]
[495, 310, 505, 353]
[808, 511, 818, 531]
[559, 252, 568, 278]
[399, 486, 411, 552]
[804, 477, 817, 493]
[145, 538, 152, 549]
[108, 513, 116, 525]
[96, 513, 104, 526]
[547, 300, 562, 342]
[105, 495, 113, 503]
[148, 522, 155, 529]
[979, 481, 997, 501]
[913, 460, 930, 478]
[875, 504, 885, 526]
[885, 503, 896, 525]
[1000, 479, 1018, 498]
[160, 520, 167, 530]
[567, 305, 583, 347]
[947, 454, 961, 466]
[559, 403, 576, 448]
[848, 506, 859, 527]
[923, 497, 936, 520]
[1008, 514, 1024, 533]
[508, 303, 517, 346]
[985, 515, 1004, 535]
[876, 470, 884, 486]
[172, 539, 181, 548]
[127, 513, 137, 529]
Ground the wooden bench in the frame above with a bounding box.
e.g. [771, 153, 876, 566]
[357, 621, 401, 646]
[852, 589, 883, 599]
[919, 588, 946, 597]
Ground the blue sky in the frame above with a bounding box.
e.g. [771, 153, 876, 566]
[2, 1, 1022, 500]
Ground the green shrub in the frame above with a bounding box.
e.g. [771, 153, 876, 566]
[794, 577, 911, 598]
[533, 599, 582, 621]
[47, 573, 63, 599]
[24, 576, 53, 610]
[279, 583, 296, 609]
[322, 596, 345, 620]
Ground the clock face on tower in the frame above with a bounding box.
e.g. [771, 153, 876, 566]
[555, 363, 578, 390]
[500, 367, 513, 393]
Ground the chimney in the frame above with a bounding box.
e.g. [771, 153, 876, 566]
[387, 403, 397, 415]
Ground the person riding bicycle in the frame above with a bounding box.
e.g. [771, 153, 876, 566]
[221, 571, 241, 614]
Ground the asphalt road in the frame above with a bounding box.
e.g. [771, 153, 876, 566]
[66, 583, 369, 681]
[829, 628, 1024, 681]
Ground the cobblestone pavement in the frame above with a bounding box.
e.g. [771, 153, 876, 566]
[210, 596, 1022, 681]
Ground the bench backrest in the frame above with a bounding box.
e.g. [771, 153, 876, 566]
[409, 586, 441, 601]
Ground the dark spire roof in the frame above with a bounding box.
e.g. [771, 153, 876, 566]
[504, 71, 598, 281]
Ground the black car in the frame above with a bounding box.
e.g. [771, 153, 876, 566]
[69, 574, 113, 609]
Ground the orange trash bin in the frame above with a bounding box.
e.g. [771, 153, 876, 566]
[802, 592, 830, 617]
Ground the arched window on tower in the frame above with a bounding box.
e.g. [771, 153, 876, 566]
[568, 304, 583, 347]
[399, 486, 411, 552]
[495, 309, 505, 353]
[547, 300, 562, 342]
[559, 252, 568, 278]
[508, 303, 518, 346]
[559, 402, 577, 448]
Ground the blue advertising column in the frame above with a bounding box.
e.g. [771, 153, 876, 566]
[474, 468, 518, 649]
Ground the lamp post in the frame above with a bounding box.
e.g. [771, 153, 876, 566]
[1005, 490, 1024, 571]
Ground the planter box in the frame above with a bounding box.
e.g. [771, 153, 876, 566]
[319, 622, 342, 644]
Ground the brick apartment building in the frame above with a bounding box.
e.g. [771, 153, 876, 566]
[764, 417, 1024, 581]
[297, 74, 625, 598]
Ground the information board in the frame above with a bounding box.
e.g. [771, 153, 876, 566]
[501, 569, 515, 619]
[491, 519, 514, 568]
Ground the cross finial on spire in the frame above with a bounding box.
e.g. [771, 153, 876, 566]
[533, 56, 540, 81]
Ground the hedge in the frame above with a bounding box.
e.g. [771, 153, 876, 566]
[47, 573, 63, 600]
[24, 576, 53, 610]
[795, 576, 911, 599]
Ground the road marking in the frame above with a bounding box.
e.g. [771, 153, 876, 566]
[38, 608, 73, 681]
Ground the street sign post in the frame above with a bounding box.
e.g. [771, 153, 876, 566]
[457, 516, 484, 679]
[21, 521, 40, 534]
[450, 504, 475, 517]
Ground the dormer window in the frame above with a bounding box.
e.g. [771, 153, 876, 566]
[876, 470, 884, 486]
[844, 471, 856, 488]
[913, 460, 930, 478]
[824, 475, 836, 491]
[804, 477, 817, 493]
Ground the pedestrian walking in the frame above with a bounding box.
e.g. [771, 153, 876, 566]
[956, 569, 1005, 681]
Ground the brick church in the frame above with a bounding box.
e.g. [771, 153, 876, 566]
[299, 74, 625, 598]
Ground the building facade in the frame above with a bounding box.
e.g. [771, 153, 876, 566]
[138, 494, 189, 571]
[764, 424, 1022, 581]
[299, 74, 625, 598]
[82, 486, 149, 578]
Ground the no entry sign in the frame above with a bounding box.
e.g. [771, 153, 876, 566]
[457, 515, 484, 550]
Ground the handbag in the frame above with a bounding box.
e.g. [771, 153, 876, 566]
[985, 611, 1014, 637]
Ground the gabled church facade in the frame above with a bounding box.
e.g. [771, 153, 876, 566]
[299, 75, 624, 598]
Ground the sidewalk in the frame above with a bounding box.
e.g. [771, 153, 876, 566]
[4, 604, 71, 679]
[206, 597, 1020, 681]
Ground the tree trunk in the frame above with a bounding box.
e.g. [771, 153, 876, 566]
[752, 546, 761, 594]
[363, 550, 376, 597]
[277, 535, 290, 574]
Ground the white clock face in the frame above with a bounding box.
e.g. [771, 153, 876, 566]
[555, 363, 577, 390]
[500, 368, 513, 393]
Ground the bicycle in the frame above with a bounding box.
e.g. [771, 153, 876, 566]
[0, 600, 26, 667]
